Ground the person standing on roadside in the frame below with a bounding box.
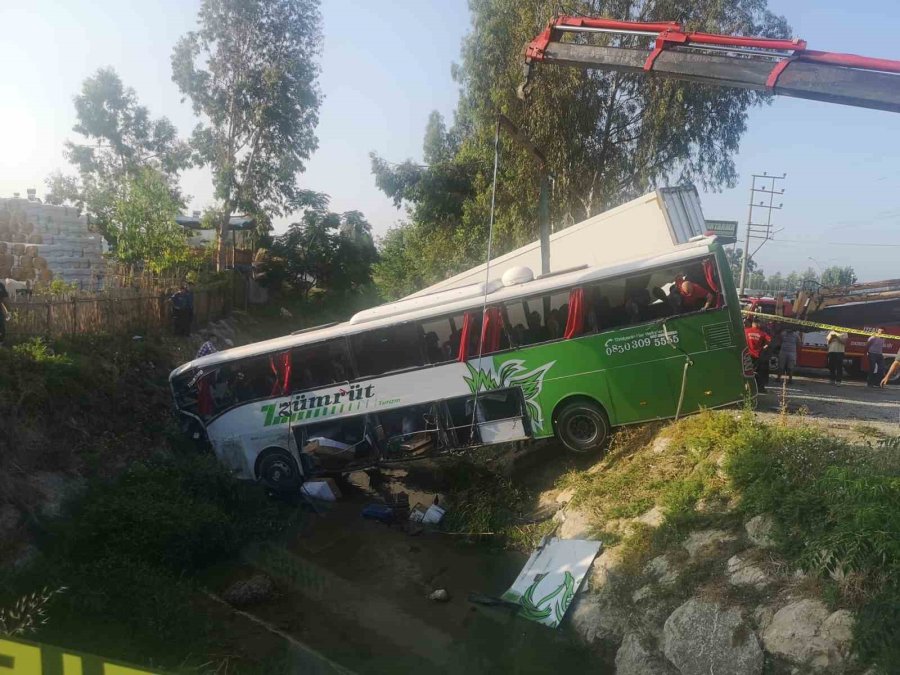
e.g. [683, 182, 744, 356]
[866, 328, 886, 388]
[0, 280, 10, 345]
[776, 328, 801, 384]
[826, 329, 849, 385]
[744, 319, 772, 392]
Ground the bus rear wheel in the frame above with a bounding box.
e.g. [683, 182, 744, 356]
[257, 448, 302, 493]
[554, 400, 609, 454]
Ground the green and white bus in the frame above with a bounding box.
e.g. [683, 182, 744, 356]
[170, 236, 753, 491]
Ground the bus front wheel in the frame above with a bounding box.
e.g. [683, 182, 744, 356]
[257, 448, 302, 493]
[554, 400, 610, 454]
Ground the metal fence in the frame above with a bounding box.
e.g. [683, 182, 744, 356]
[6, 279, 248, 339]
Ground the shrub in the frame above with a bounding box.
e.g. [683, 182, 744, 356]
[9, 454, 288, 666]
[725, 422, 900, 666]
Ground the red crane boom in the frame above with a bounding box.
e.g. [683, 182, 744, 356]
[521, 16, 900, 113]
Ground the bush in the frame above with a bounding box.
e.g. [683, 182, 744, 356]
[725, 423, 900, 665]
[8, 454, 288, 666]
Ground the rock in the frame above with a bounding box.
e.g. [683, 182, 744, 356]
[0, 504, 22, 538]
[761, 599, 854, 671]
[12, 544, 39, 570]
[682, 529, 737, 559]
[663, 598, 763, 675]
[820, 609, 854, 647]
[428, 588, 450, 602]
[616, 632, 676, 675]
[555, 488, 575, 504]
[635, 505, 664, 528]
[589, 548, 623, 590]
[557, 507, 594, 540]
[753, 605, 775, 634]
[727, 552, 769, 589]
[644, 555, 678, 586]
[651, 436, 672, 454]
[632, 585, 654, 603]
[569, 594, 630, 644]
[28, 472, 86, 519]
[745, 514, 776, 548]
[222, 574, 274, 607]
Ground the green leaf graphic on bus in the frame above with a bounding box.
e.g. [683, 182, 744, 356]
[518, 571, 576, 627]
[464, 358, 555, 433]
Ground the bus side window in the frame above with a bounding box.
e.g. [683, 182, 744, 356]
[420, 313, 466, 364]
[233, 356, 276, 402]
[351, 323, 426, 378]
[292, 339, 353, 391]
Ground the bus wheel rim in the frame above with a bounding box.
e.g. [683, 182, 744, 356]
[269, 459, 292, 482]
[569, 414, 599, 444]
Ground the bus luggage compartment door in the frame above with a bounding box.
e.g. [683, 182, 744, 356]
[445, 388, 531, 448]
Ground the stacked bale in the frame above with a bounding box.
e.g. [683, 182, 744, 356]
[0, 196, 107, 288]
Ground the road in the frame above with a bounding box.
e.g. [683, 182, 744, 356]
[757, 372, 900, 435]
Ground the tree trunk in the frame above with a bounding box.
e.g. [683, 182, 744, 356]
[217, 212, 230, 272]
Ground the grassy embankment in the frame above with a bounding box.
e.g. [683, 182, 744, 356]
[0, 333, 304, 672]
[1, 293, 383, 672]
[556, 412, 899, 668]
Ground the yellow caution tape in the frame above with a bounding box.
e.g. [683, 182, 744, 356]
[741, 310, 887, 338]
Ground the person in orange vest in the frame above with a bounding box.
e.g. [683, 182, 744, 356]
[745, 318, 772, 392]
[674, 274, 714, 311]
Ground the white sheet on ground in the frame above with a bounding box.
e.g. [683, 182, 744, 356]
[501, 537, 602, 628]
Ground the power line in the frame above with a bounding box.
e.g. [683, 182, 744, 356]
[773, 239, 900, 248]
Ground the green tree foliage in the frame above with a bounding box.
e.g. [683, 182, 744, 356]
[171, 0, 324, 271]
[45, 68, 191, 246]
[726, 256, 857, 294]
[820, 265, 858, 287]
[371, 0, 789, 296]
[267, 209, 378, 298]
[109, 168, 191, 274]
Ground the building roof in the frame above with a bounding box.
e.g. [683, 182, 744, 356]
[175, 215, 255, 231]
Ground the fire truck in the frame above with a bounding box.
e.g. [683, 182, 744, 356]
[743, 286, 900, 377]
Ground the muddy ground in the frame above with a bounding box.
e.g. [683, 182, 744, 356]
[207, 458, 604, 675]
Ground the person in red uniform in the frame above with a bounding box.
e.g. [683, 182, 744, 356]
[744, 318, 772, 392]
[674, 274, 714, 311]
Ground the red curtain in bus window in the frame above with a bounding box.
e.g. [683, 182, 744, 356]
[480, 306, 503, 354]
[197, 372, 215, 417]
[564, 287, 585, 339]
[270, 351, 292, 396]
[702, 259, 723, 308]
[457, 312, 475, 362]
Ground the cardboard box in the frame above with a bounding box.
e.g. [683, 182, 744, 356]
[301, 477, 343, 501]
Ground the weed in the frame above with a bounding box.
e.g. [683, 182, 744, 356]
[0, 587, 66, 637]
[437, 460, 542, 548]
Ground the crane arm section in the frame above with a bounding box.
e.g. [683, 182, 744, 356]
[521, 17, 900, 114]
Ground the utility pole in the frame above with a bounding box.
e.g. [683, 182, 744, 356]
[738, 173, 786, 296]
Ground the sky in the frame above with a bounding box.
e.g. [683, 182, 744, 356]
[1, 0, 899, 281]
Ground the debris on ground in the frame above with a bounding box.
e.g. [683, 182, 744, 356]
[501, 537, 602, 628]
[222, 574, 275, 608]
[300, 477, 343, 502]
[362, 503, 395, 523]
[428, 588, 450, 602]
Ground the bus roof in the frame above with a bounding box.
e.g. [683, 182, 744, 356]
[171, 237, 718, 379]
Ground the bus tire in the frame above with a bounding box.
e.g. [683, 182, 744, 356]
[553, 399, 610, 454]
[256, 448, 302, 493]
